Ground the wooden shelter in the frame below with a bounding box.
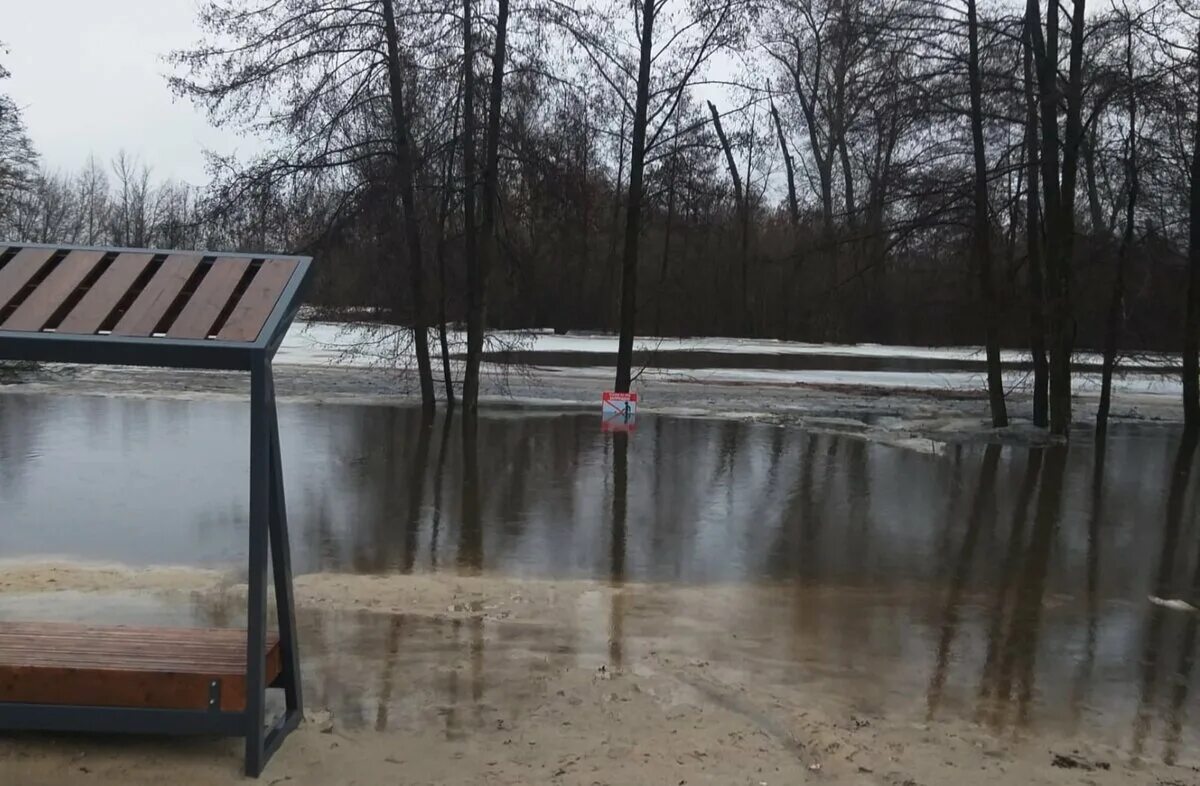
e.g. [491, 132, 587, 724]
[0, 243, 312, 776]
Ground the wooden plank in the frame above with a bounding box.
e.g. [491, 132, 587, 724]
[0, 622, 281, 712]
[0, 247, 57, 313]
[167, 257, 251, 339]
[56, 253, 155, 334]
[111, 254, 203, 337]
[217, 259, 298, 342]
[2, 251, 105, 332]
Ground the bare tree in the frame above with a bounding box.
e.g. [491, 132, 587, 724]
[463, 0, 511, 412]
[76, 155, 110, 245]
[0, 46, 37, 235]
[1187, 15, 1200, 429]
[171, 0, 455, 408]
[383, 0, 437, 410]
[1097, 8, 1141, 436]
[708, 100, 752, 326]
[769, 88, 800, 228]
[1023, 28, 1049, 427]
[553, 0, 743, 391]
[1027, 0, 1089, 436]
[110, 151, 156, 248]
[966, 0, 1008, 427]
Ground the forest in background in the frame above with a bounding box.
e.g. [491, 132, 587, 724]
[2, 0, 1200, 433]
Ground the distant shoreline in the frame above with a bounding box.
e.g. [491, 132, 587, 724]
[0, 352, 1186, 454]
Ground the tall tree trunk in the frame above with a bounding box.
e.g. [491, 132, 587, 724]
[1083, 130, 1106, 233]
[614, 0, 655, 393]
[1053, 0, 1087, 435]
[577, 104, 594, 330]
[1024, 33, 1049, 427]
[1030, 0, 1079, 437]
[607, 111, 628, 331]
[770, 91, 801, 338]
[655, 142, 679, 337]
[708, 100, 750, 333]
[786, 62, 833, 231]
[435, 95, 459, 408]
[968, 0, 1008, 427]
[460, 0, 478, 408]
[1034, 0, 1066, 435]
[382, 0, 435, 410]
[770, 93, 800, 227]
[838, 137, 855, 224]
[464, 0, 509, 413]
[743, 107, 756, 334]
[1098, 26, 1138, 437]
[1185, 25, 1200, 429]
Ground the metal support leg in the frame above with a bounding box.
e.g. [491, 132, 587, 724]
[265, 365, 303, 714]
[245, 362, 270, 777]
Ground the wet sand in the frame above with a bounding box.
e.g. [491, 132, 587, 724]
[1, 562, 1196, 785]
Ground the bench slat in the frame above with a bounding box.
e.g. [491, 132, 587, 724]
[0, 622, 282, 712]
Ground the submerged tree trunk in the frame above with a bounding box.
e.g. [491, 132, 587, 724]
[1023, 34, 1049, 427]
[1030, 0, 1081, 437]
[1033, 0, 1067, 435]
[382, 0, 435, 410]
[614, 0, 655, 393]
[968, 0, 1008, 427]
[460, 0, 479, 409]
[1055, 0, 1087, 436]
[435, 119, 457, 409]
[1098, 26, 1138, 437]
[464, 0, 509, 413]
[1186, 26, 1200, 430]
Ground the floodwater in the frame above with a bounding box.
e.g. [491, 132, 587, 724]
[1, 393, 1198, 760]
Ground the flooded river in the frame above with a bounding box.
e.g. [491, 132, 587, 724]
[0, 393, 1197, 762]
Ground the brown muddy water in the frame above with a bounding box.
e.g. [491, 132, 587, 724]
[0, 394, 1198, 761]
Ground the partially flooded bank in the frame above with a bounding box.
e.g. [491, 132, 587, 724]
[0, 390, 1198, 782]
[0, 357, 1188, 451]
[1, 563, 1198, 785]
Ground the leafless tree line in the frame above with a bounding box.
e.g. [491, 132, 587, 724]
[2, 1, 1200, 435]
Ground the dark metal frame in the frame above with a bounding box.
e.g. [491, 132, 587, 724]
[0, 243, 312, 777]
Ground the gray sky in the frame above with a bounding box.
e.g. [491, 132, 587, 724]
[1, 0, 254, 184]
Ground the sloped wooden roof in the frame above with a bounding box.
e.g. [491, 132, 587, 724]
[0, 244, 312, 370]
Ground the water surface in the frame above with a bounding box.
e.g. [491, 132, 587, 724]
[1, 394, 1197, 760]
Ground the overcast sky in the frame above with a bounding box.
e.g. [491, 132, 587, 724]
[1, 0, 256, 184]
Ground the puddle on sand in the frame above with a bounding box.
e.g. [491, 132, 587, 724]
[0, 394, 1199, 762]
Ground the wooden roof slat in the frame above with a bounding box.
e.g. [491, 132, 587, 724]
[0, 244, 311, 369]
[2, 250, 105, 331]
[167, 257, 251, 340]
[56, 252, 156, 334]
[0, 247, 58, 311]
[111, 254, 203, 337]
[217, 258, 298, 342]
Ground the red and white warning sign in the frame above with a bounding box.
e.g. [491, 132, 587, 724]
[601, 391, 638, 431]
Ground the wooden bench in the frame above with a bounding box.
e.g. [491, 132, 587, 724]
[0, 622, 282, 712]
[0, 243, 312, 776]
